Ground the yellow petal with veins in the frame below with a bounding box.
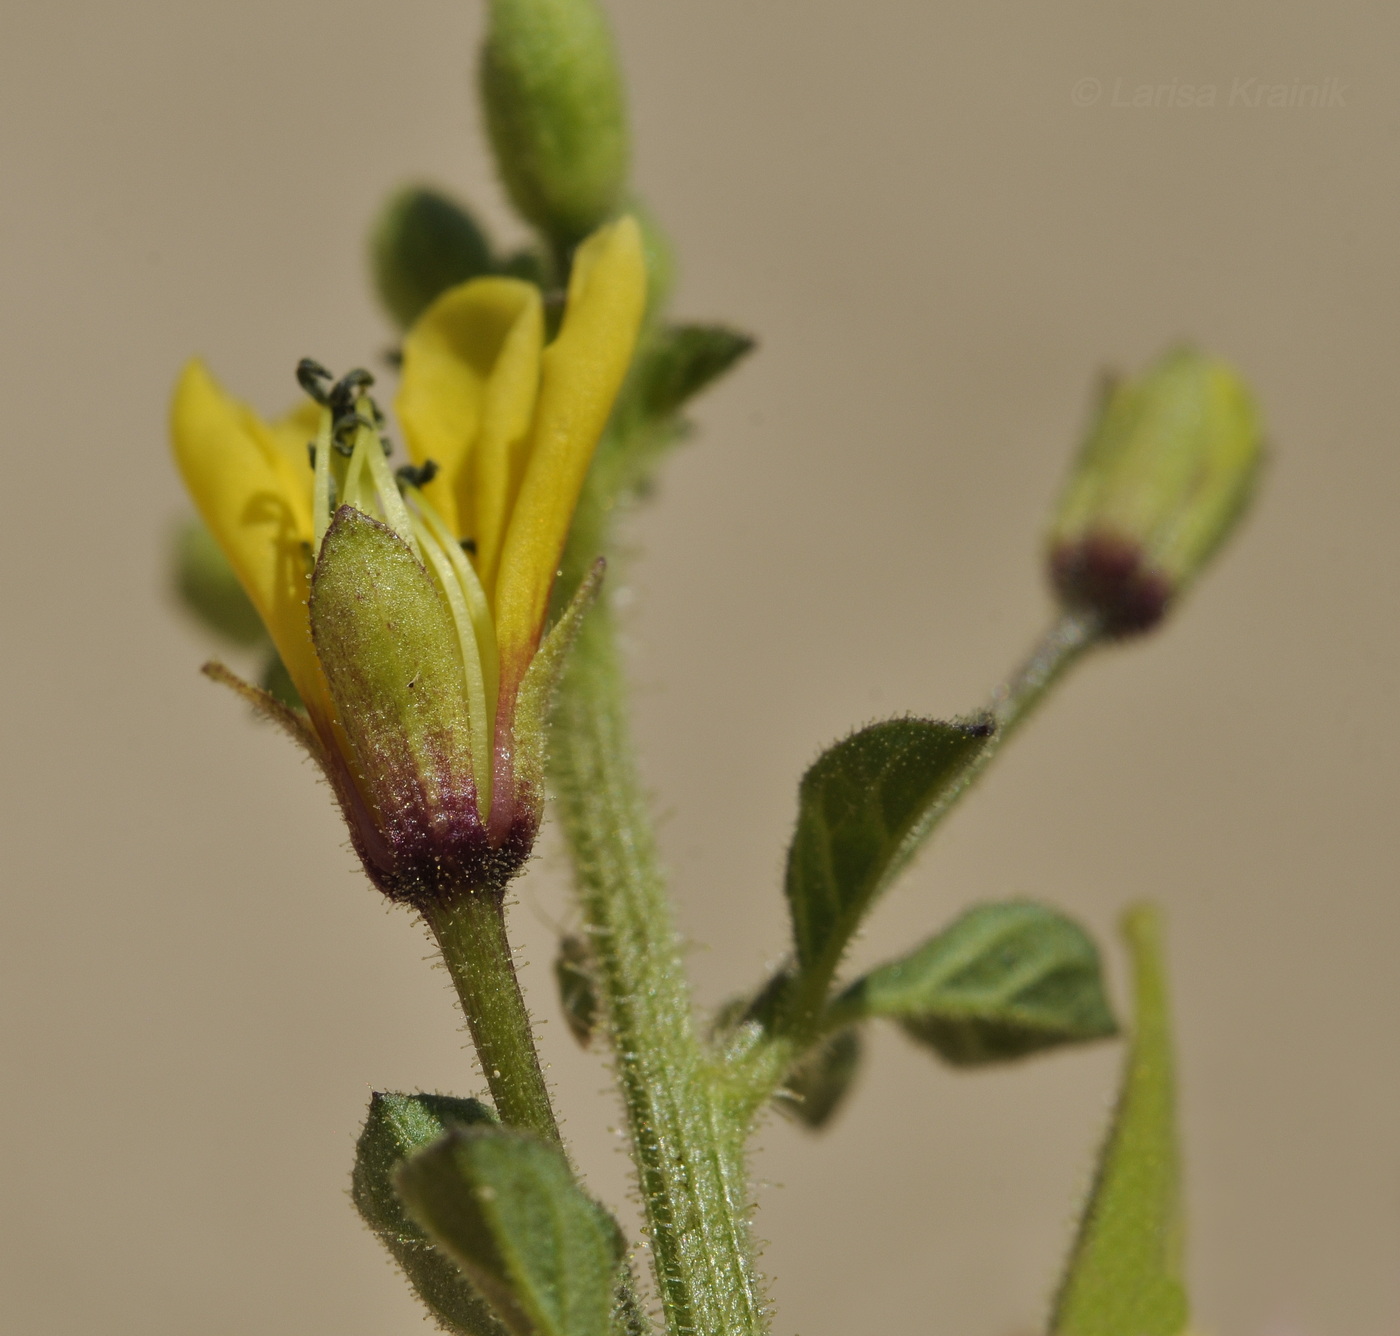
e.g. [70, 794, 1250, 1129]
[397, 277, 544, 541]
[170, 360, 328, 719]
[493, 216, 646, 694]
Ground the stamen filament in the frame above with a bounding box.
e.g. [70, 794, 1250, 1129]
[312, 406, 335, 551]
[408, 496, 499, 816]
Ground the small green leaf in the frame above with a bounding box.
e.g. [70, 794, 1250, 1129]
[258, 649, 301, 711]
[397, 1126, 626, 1336]
[554, 934, 600, 1048]
[352, 1092, 506, 1336]
[591, 323, 756, 508]
[171, 518, 268, 647]
[372, 186, 496, 329]
[837, 902, 1117, 1066]
[773, 1027, 863, 1130]
[1051, 904, 1187, 1336]
[784, 716, 992, 979]
[630, 323, 755, 422]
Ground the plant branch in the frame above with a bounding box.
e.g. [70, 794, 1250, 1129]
[424, 892, 562, 1147]
[549, 542, 768, 1336]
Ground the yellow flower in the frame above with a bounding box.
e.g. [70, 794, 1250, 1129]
[171, 217, 646, 903]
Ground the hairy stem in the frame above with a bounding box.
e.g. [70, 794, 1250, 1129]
[550, 594, 768, 1336]
[424, 893, 562, 1146]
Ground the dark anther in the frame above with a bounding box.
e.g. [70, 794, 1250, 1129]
[332, 411, 376, 452]
[296, 358, 333, 405]
[396, 459, 440, 489]
[306, 442, 316, 469]
[328, 367, 375, 415]
[460, 537, 477, 555]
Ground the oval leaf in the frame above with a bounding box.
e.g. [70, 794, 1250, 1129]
[397, 1126, 625, 1336]
[784, 717, 993, 979]
[352, 1092, 506, 1336]
[837, 901, 1118, 1066]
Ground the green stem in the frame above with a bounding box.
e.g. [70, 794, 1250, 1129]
[424, 893, 562, 1146]
[988, 607, 1102, 742]
[551, 595, 768, 1336]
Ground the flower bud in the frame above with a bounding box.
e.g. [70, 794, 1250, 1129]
[1048, 347, 1264, 636]
[309, 505, 533, 906]
[479, 0, 629, 252]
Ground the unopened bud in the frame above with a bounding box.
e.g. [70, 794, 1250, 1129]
[479, 0, 629, 252]
[1048, 347, 1264, 636]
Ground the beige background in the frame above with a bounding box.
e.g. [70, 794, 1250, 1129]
[2, 1, 1397, 1333]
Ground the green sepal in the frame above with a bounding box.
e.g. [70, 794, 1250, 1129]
[554, 934, 600, 1048]
[513, 559, 604, 805]
[773, 1027, 863, 1130]
[396, 1125, 627, 1336]
[171, 518, 268, 647]
[310, 504, 479, 816]
[352, 1092, 507, 1336]
[784, 716, 993, 981]
[479, 0, 630, 251]
[1050, 904, 1187, 1336]
[372, 186, 497, 330]
[834, 902, 1117, 1066]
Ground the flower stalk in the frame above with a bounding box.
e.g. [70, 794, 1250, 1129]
[423, 892, 562, 1146]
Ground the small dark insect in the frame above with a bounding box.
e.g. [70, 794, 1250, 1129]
[396, 459, 440, 489]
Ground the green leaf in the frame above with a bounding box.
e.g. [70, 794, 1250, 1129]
[630, 323, 755, 422]
[1051, 904, 1187, 1336]
[784, 716, 993, 980]
[171, 518, 268, 648]
[554, 934, 600, 1048]
[352, 1092, 507, 1336]
[773, 1027, 863, 1130]
[397, 1125, 626, 1336]
[372, 185, 496, 330]
[837, 902, 1117, 1066]
[592, 323, 756, 508]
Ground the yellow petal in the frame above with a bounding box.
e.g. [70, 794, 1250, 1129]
[397, 277, 544, 541]
[170, 360, 327, 718]
[492, 216, 646, 693]
[263, 398, 322, 504]
[471, 291, 545, 599]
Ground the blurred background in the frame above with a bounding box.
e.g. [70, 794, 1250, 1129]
[2, 1, 1397, 1333]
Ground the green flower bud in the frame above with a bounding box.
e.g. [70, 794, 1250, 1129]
[371, 186, 496, 330]
[1048, 347, 1264, 636]
[479, 0, 629, 252]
